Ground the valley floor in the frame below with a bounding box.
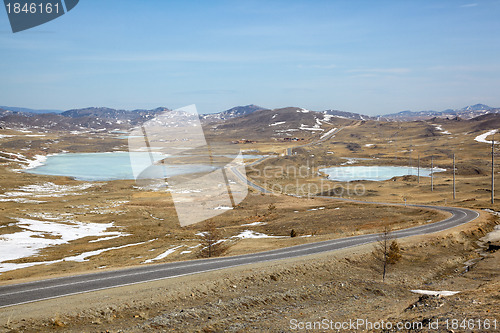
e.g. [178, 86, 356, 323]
[1, 116, 500, 332]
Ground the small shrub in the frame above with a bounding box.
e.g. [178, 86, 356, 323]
[387, 240, 402, 264]
[198, 221, 229, 258]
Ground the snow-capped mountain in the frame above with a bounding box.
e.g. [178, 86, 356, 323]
[322, 109, 377, 121]
[382, 104, 499, 120]
[201, 105, 266, 122]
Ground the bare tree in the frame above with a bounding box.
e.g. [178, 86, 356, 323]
[372, 226, 402, 281]
[198, 220, 228, 258]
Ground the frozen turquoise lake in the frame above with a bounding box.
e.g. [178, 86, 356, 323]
[320, 166, 444, 182]
[25, 152, 217, 181]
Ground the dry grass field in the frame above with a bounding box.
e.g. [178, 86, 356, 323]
[1, 117, 498, 283]
[0, 132, 443, 282]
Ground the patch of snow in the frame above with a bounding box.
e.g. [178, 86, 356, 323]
[297, 108, 310, 113]
[275, 129, 299, 132]
[320, 128, 337, 139]
[241, 221, 267, 227]
[365, 144, 374, 147]
[341, 158, 357, 166]
[26, 212, 72, 220]
[61, 241, 147, 263]
[88, 234, 127, 243]
[270, 121, 286, 127]
[23, 154, 48, 169]
[0, 182, 98, 200]
[308, 207, 325, 211]
[433, 124, 451, 135]
[0, 151, 30, 164]
[0, 197, 46, 204]
[143, 245, 184, 263]
[0, 241, 148, 273]
[474, 129, 499, 144]
[299, 123, 324, 131]
[323, 114, 334, 122]
[0, 218, 126, 272]
[233, 230, 283, 239]
[213, 205, 233, 210]
[411, 290, 460, 297]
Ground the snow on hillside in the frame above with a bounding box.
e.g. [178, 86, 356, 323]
[320, 127, 337, 139]
[0, 218, 127, 273]
[474, 129, 499, 144]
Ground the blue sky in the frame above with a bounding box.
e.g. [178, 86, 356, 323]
[1, 0, 500, 115]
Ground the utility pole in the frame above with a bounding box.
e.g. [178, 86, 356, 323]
[492, 134, 495, 205]
[409, 147, 412, 174]
[417, 154, 420, 183]
[431, 156, 434, 192]
[453, 154, 456, 200]
[408, 139, 413, 175]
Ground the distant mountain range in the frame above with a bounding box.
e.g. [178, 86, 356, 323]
[0, 106, 63, 114]
[0, 106, 168, 131]
[322, 109, 378, 121]
[1, 103, 499, 132]
[380, 104, 500, 120]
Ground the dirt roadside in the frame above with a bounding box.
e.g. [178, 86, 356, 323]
[0, 211, 498, 333]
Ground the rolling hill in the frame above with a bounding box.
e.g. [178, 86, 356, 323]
[211, 107, 354, 140]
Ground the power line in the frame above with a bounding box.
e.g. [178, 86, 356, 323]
[417, 154, 420, 183]
[492, 134, 495, 205]
[431, 156, 434, 192]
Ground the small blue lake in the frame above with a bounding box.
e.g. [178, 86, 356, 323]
[25, 152, 217, 181]
[320, 166, 444, 182]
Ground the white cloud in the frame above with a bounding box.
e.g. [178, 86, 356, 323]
[460, 3, 478, 7]
[347, 68, 412, 75]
